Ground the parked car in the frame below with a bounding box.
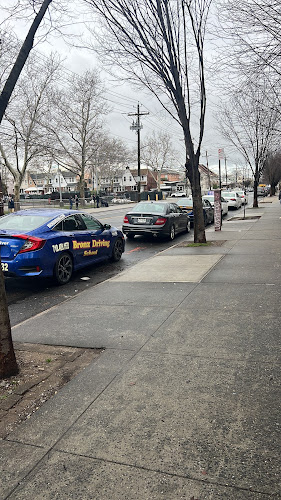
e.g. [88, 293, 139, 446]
[122, 201, 190, 240]
[236, 191, 248, 205]
[202, 194, 229, 216]
[221, 191, 242, 209]
[176, 197, 214, 226]
[111, 197, 133, 204]
[0, 209, 125, 285]
[170, 192, 187, 198]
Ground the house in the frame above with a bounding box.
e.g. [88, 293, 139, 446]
[99, 166, 158, 194]
[198, 164, 218, 192]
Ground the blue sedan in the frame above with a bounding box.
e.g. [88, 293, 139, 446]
[0, 209, 125, 285]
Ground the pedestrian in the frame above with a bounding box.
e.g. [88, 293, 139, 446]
[75, 195, 79, 209]
[96, 193, 100, 208]
[8, 195, 14, 213]
[69, 196, 73, 209]
[279, 191, 281, 204]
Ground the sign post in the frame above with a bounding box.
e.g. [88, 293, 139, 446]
[214, 189, 222, 231]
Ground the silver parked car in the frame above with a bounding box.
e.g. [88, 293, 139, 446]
[202, 195, 229, 216]
[221, 191, 242, 209]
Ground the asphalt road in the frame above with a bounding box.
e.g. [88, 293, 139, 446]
[6, 207, 194, 327]
[6, 200, 250, 327]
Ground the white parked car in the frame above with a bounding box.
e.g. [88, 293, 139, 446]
[170, 192, 187, 198]
[236, 191, 248, 205]
[202, 195, 229, 216]
[221, 191, 242, 209]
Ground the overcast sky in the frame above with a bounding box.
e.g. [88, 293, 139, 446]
[0, 1, 246, 178]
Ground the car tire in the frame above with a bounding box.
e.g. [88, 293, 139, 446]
[169, 224, 175, 240]
[126, 233, 134, 239]
[185, 220, 190, 233]
[111, 238, 123, 262]
[54, 252, 73, 285]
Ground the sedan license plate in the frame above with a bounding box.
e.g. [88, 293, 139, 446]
[137, 217, 147, 224]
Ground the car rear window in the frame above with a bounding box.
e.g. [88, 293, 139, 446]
[131, 203, 166, 214]
[0, 213, 50, 231]
[222, 192, 235, 197]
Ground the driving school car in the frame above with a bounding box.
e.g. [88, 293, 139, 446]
[0, 209, 125, 285]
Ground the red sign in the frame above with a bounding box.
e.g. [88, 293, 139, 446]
[218, 148, 224, 160]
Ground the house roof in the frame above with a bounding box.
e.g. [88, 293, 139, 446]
[199, 164, 217, 177]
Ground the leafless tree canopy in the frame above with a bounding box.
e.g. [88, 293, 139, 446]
[141, 131, 177, 189]
[84, 0, 212, 242]
[218, 0, 281, 77]
[217, 77, 280, 206]
[0, 53, 60, 204]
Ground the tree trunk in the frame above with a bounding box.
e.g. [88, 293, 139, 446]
[14, 183, 21, 212]
[253, 174, 259, 208]
[0, 266, 19, 378]
[0, 0, 53, 123]
[186, 158, 206, 243]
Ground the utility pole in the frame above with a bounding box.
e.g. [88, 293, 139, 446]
[0, 167, 4, 216]
[206, 151, 211, 190]
[129, 103, 149, 201]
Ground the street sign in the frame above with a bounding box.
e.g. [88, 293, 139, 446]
[218, 148, 225, 160]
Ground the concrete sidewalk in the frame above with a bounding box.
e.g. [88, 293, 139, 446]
[1, 199, 280, 499]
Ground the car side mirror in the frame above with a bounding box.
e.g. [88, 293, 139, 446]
[103, 223, 111, 230]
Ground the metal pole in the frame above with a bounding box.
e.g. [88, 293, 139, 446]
[129, 104, 149, 202]
[137, 104, 141, 201]
[58, 166, 63, 207]
[218, 159, 221, 190]
[0, 169, 4, 216]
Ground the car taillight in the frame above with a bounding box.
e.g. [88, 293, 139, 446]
[154, 217, 167, 225]
[16, 235, 46, 254]
[230, 198, 236, 201]
[123, 216, 129, 224]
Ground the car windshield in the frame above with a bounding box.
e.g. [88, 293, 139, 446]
[0, 213, 50, 231]
[131, 202, 166, 214]
[203, 196, 214, 203]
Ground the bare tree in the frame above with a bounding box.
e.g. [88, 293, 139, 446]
[141, 131, 177, 190]
[0, 54, 60, 209]
[88, 134, 133, 192]
[0, 0, 53, 378]
[218, 79, 280, 207]
[263, 152, 281, 196]
[218, 0, 281, 78]
[84, 0, 212, 243]
[46, 70, 109, 201]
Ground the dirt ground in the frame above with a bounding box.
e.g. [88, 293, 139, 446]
[0, 342, 102, 439]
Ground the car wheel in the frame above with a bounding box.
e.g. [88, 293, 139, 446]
[54, 252, 73, 285]
[185, 220, 190, 233]
[126, 233, 134, 239]
[111, 238, 123, 262]
[169, 224, 175, 240]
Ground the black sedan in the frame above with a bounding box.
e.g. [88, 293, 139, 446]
[176, 197, 214, 226]
[122, 201, 190, 240]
